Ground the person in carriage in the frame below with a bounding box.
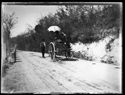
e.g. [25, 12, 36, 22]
[54, 30, 71, 58]
[48, 26, 71, 58]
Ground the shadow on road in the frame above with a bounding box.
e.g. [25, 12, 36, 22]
[29, 53, 78, 62]
[56, 56, 78, 61]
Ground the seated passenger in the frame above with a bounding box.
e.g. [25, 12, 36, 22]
[55, 31, 66, 43]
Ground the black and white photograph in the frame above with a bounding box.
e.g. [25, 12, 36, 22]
[1, 2, 122, 94]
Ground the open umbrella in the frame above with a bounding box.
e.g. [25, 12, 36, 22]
[48, 26, 61, 32]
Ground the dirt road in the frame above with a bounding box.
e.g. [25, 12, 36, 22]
[2, 50, 121, 93]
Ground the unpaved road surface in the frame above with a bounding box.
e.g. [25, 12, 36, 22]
[2, 50, 122, 93]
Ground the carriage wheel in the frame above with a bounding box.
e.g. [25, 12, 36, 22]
[65, 48, 72, 58]
[65, 50, 70, 58]
[48, 42, 56, 61]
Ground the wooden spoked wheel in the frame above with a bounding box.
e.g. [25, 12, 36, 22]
[48, 42, 56, 61]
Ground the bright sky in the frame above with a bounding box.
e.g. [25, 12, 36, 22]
[2, 4, 59, 37]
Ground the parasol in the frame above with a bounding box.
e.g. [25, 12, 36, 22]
[48, 26, 61, 32]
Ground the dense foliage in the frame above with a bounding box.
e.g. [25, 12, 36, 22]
[11, 4, 121, 52]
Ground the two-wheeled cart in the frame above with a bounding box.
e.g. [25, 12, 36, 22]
[48, 26, 71, 61]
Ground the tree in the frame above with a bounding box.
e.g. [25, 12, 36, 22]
[13, 4, 121, 53]
[96, 4, 121, 38]
[2, 12, 17, 59]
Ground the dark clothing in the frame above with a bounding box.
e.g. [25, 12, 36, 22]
[13, 45, 17, 62]
[40, 42, 46, 58]
[13, 50, 16, 62]
[65, 41, 71, 57]
[55, 32, 66, 43]
[41, 48, 45, 58]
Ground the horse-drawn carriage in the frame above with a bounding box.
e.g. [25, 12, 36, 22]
[48, 26, 72, 61]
